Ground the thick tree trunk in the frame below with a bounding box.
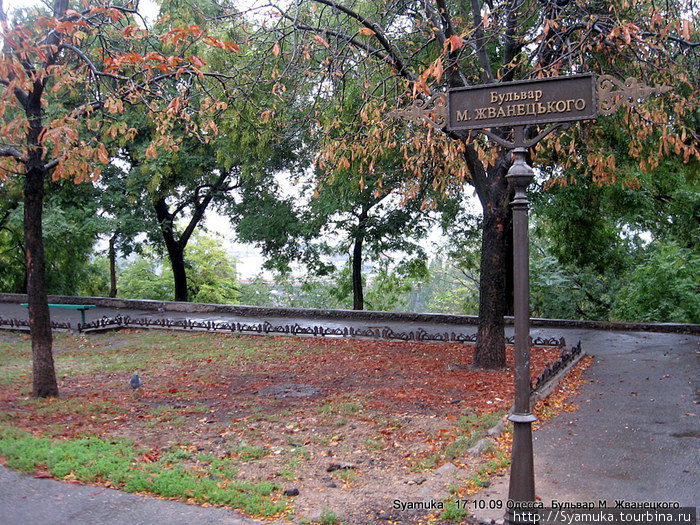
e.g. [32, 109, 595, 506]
[351, 230, 364, 310]
[154, 198, 188, 302]
[169, 243, 188, 302]
[108, 234, 117, 298]
[473, 159, 511, 369]
[24, 167, 58, 397]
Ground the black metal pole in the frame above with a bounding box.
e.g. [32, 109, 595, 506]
[504, 145, 538, 525]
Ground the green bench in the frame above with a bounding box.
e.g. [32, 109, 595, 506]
[21, 303, 97, 325]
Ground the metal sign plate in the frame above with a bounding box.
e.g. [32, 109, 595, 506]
[447, 74, 597, 131]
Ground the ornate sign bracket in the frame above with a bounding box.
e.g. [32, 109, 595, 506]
[386, 92, 447, 129]
[472, 122, 570, 150]
[597, 74, 673, 116]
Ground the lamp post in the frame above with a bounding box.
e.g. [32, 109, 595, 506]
[504, 143, 538, 525]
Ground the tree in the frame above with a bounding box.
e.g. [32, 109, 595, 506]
[116, 130, 242, 302]
[0, 0, 239, 396]
[117, 233, 239, 304]
[531, 116, 699, 322]
[613, 242, 699, 324]
[310, 166, 436, 311]
[95, 162, 153, 298]
[184, 232, 240, 304]
[118, 252, 174, 301]
[245, 0, 698, 367]
[100, 0, 308, 303]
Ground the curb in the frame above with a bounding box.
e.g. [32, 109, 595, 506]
[469, 348, 587, 458]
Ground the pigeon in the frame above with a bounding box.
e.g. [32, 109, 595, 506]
[130, 371, 142, 390]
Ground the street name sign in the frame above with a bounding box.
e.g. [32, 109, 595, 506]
[447, 74, 597, 131]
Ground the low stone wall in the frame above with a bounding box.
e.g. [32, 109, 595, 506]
[1, 292, 697, 335]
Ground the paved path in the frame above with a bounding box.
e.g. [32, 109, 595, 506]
[0, 465, 283, 525]
[0, 304, 697, 523]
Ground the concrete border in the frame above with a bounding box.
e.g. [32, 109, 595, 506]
[1, 293, 697, 334]
[468, 349, 587, 457]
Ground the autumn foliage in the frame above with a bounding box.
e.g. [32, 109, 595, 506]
[0, 3, 238, 182]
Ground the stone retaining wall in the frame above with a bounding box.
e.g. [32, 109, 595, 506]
[1, 292, 697, 335]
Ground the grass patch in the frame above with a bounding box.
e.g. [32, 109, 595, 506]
[0, 335, 31, 385]
[316, 508, 344, 524]
[440, 500, 471, 521]
[20, 397, 124, 419]
[0, 426, 287, 516]
[234, 441, 270, 461]
[317, 401, 363, 416]
[415, 411, 505, 470]
[465, 449, 511, 490]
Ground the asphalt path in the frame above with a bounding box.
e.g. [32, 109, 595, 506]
[0, 304, 698, 524]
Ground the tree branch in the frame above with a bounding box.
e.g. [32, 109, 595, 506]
[180, 169, 231, 246]
[502, 0, 524, 82]
[58, 43, 130, 81]
[306, 0, 417, 83]
[434, 0, 466, 87]
[469, 0, 494, 83]
[0, 148, 26, 163]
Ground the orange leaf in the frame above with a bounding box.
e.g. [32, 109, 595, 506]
[681, 19, 691, 40]
[313, 34, 330, 48]
[431, 58, 443, 83]
[445, 34, 463, 53]
[97, 144, 109, 164]
[358, 27, 375, 36]
[272, 42, 281, 57]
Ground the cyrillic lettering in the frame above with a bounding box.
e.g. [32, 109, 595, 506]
[456, 110, 470, 121]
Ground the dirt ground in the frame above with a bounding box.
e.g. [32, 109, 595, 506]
[0, 330, 586, 524]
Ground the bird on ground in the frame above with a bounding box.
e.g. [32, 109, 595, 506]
[130, 371, 142, 390]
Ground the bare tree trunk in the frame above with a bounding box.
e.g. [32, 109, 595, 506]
[351, 230, 364, 310]
[24, 167, 58, 397]
[168, 243, 188, 302]
[108, 234, 117, 298]
[471, 157, 511, 369]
